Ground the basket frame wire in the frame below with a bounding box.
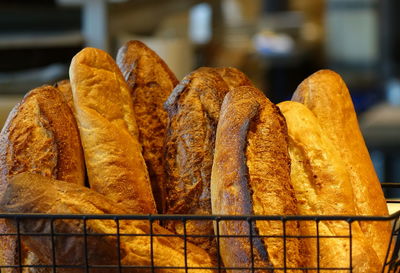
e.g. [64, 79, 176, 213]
[150, 218, 155, 273]
[348, 219, 353, 272]
[282, 219, 287, 273]
[386, 214, 400, 272]
[116, 218, 122, 273]
[316, 219, 320, 273]
[83, 217, 90, 273]
[50, 218, 57, 273]
[3, 182, 400, 272]
[16, 218, 22, 273]
[0, 211, 400, 272]
[215, 217, 222, 273]
[182, 218, 188, 273]
[248, 218, 255, 273]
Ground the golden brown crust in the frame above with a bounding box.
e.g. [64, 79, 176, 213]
[0, 172, 216, 273]
[210, 89, 270, 272]
[0, 85, 85, 273]
[54, 79, 74, 112]
[117, 40, 178, 90]
[245, 91, 302, 271]
[278, 101, 381, 273]
[69, 47, 157, 214]
[0, 85, 85, 187]
[214, 67, 253, 90]
[116, 40, 179, 213]
[291, 69, 391, 264]
[163, 67, 229, 259]
[211, 86, 303, 272]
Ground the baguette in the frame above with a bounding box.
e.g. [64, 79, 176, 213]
[211, 86, 304, 272]
[291, 70, 391, 264]
[278, 101, 381, 273]
[0, 172, 216, 273]
[116, 40, 179, 213]
[163, 67, 230, 258]
[0, 85, 85, 273]
[69, 47, 157, 214]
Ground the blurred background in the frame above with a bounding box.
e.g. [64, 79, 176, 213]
[0, 0, 400, 190]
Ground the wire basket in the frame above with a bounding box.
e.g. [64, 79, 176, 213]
[1, 184, 400, 273]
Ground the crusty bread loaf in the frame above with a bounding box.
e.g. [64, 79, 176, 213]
[116, 40, 179, 213]
[0, 85, 85, 188]
[291, 70, 391, 264]
[0, 85, 85, 273]
[0, 172, 216, 273]
[278, 101, 381, 273]
[163, 67, 229, 259]
[69, 47, 157, 214]
[211, 86, 304, 273]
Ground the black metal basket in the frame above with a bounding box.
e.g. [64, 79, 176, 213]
[1, 183, 400, 273]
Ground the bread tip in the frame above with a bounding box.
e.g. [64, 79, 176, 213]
[117, 40, 155, 60]
[123, 40, 147, 48]
[70, 47, 108, 65]
[308, 69, 344, 82]
[70, 47, 120, 82]
[277, 101, 304, 113]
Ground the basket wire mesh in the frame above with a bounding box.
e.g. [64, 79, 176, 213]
[0, 184, 400, 273]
